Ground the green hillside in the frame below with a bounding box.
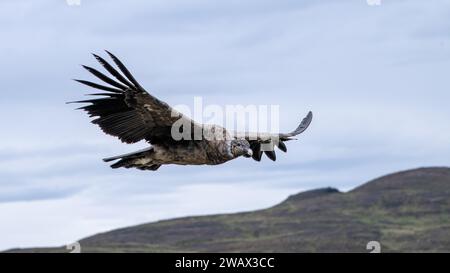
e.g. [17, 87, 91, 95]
[7, 167, 450, 253]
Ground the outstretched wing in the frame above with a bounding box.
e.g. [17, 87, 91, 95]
[69, 51, 199, 144]
[234, 111, 312, 162]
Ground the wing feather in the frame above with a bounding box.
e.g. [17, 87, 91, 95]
[105, 50, 144, 90]
[236, 111, 312, 161]
[264, 150, 276, 161]
[279, 111, 313, 140]
[92, 54, 136, 89]
[277, 141, 287, 152]
[70, 52, 199, 144]
[73, 79, 123, 93]
[81, 65, 129, 90]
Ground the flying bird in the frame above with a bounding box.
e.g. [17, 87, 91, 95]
[70, 51, 312, 171]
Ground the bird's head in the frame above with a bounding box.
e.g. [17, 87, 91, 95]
[230, 139, 253, 158]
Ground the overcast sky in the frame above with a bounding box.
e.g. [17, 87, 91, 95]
[0, 0, 449, 251]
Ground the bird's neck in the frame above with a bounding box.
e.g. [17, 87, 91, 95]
[225, 140, 234, 158]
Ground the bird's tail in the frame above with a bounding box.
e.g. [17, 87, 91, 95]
[103, 147, 161, 171]
[103, 147, 153, 162]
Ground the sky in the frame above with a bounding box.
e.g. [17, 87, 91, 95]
[0, 0, 449, 251]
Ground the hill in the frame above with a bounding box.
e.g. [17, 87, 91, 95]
[7, 167, 450, 252]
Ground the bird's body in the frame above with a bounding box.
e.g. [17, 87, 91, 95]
[71, 51, 312, 171]
[106, 139, 233, 170]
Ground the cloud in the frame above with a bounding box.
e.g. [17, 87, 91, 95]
[0, 0, 449, 250]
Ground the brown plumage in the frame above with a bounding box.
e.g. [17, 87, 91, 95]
[70, 51, 313, 171]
